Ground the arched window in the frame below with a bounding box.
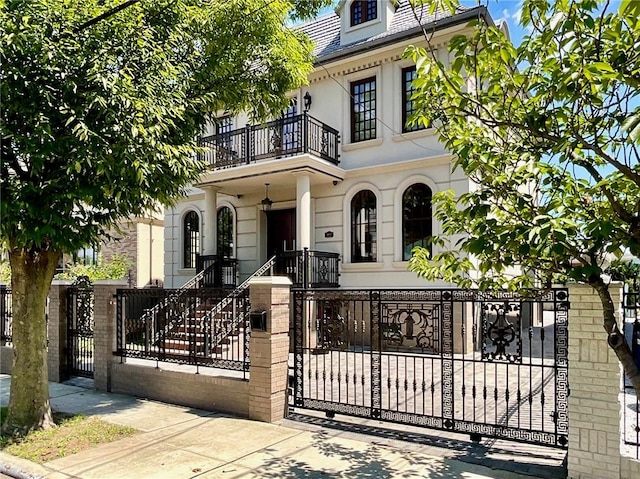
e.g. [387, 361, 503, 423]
[351, 190, 377, 262]
[217, 206, 233, 258]
[183, 211, 200, 268]
[402, 184, 432, 261]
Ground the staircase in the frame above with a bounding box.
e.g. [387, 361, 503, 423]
[156, 256, 276, 367]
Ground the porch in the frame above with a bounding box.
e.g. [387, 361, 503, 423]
[196, 249, 340, 289]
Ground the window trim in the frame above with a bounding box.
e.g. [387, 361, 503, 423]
[401, 183, 433, 261]
[350, 76, 377, 144]
[183, 210, 200, 269]
[401, 65, 425, 133]
[217, 204, 235, 258]
[343, 182, 382, 265]
[394, 176, 438, 262]
[350, 189, 378, 263]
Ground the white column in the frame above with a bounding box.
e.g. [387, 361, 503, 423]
[203, 186, 218, 255]
[296, 174, 311, 250]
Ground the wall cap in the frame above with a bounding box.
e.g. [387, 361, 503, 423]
[93, 280, 129, 286]
[249, 276, 293, 287]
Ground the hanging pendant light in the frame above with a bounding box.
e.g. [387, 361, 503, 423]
[261, 183, 273, 212]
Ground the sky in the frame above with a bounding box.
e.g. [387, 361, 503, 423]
[483, 0, 528, 45]
[315, 1, 530, 46]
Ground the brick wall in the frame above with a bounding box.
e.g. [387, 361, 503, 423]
[110, 363, 250, 416]
[248, 277, 292, 422]
[46, 281, 71, 382]
[101, 221, 138, 286]
[567, 283, 640, 479]
[0, 345, 12, 374]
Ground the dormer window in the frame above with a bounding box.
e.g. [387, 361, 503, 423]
[350, 0, 377, 26]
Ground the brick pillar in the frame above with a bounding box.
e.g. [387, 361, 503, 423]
[93, 281, 127, 392]
[47, 281, 73, 383]
[568, 283, 623, 479]
[248, 276, 292, 422]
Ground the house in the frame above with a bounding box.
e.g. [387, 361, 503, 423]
[163, 0, 497, 290]
[56, 214, 164, 289]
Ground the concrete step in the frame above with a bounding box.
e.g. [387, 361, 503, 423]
[162, 340, 205, 352]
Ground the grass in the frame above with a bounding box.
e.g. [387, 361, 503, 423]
[0, 407, 136, 463]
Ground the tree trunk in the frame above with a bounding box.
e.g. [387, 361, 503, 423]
[591, 277, 640, 396]
[2, 247, 61, 436]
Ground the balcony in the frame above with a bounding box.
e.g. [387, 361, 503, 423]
[198, 113, 340, 170]
[275, 249, 340, 289]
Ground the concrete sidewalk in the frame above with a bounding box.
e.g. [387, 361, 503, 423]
[0, 374, 557, 479]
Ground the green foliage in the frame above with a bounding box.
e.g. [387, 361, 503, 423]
[1, 0, 330, 256]
[0, 261, 9, 283]
[0, 411, 136, 463]
[606, 260, 640, 285]
[56, 254, 132, 282]
[0, 0, 329, 433]
[406, 0, 640, 291]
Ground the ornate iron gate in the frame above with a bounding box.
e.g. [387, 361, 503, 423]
[291, 288, 569, 448]
[67, 276, 95, 378]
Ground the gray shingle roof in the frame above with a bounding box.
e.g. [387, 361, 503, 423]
[297, 1, 482, 63]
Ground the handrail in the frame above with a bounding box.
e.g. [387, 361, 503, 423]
[199, 113, 340, 168]
[147, 261, 218, 344]
[204, 255, 277, 350]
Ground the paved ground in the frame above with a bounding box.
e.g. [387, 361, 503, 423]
[0, 374, 564, 479]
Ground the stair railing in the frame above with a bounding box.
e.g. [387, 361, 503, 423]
[203, 255, 277, 353]
[149, 261, 218, 345]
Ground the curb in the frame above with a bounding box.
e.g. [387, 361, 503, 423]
[0, 462, 48, 479]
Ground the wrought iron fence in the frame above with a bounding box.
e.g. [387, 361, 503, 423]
[0, 285, 12, 344]
[623, 285, 640, 459]
[276, 249, 340, 289]
[199, 113, 340, 169]
[291, 288, 569, 449]
[66, 276, 95, 378]
[116, 287, 250, 375]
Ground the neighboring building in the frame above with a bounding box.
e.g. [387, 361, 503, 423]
[60, 214, 164, 288]
[164, 0, 497, 289]
[101, 215, 164, 288]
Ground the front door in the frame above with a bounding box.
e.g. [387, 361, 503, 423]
[267, 208, 296, 257]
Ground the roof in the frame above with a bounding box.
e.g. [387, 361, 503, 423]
[297, 1, 488, 64]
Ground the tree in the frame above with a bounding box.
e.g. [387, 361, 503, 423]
[0, 0, 329, 435]
[405, 0, 640, 394]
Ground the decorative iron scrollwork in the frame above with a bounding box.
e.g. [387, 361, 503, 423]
[481, 302, 521, 362]
[317, 257, 330, 282]
[316, 300, 347, 350]
[320, 130, 329, 155]
[381, 303, 439, 352]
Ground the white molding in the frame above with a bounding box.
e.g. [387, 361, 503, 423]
[341, 137, 384, 152]
[393, 174, 439, 262]
[342, 181, 382, 265]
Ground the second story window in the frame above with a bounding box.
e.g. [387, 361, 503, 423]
[216, 116, 233, 149]
[216, 116, 233, 135]
[351, 76, 376, 143]
[402, 66, 425, 133]
[351, 0, 377, 26]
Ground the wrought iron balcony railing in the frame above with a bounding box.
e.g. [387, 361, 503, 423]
[275, 249, 340, 289]
[196, 254, 237, 289]
[199, 113, 340, 169]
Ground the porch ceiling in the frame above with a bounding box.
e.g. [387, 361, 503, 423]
[195, 154, 345, 198]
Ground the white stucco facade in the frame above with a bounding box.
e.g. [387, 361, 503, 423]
[164, 1, 487, 289]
